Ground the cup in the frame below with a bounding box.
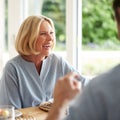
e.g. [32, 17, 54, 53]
[0, 105, 15, 120]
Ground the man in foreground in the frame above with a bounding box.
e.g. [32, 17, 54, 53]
[46, 0, 120, 120]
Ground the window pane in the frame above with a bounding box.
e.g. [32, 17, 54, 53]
[42, 0, 66, 51]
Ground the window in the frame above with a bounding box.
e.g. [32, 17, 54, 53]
[0, 0, 82, 76]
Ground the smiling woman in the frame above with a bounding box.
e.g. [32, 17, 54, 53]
[15, 16, 55, 57]
[0, 0, 81, 79]
[0, 15, 86, 109]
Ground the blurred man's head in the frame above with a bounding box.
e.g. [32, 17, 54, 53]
[113, 0, 120, 38]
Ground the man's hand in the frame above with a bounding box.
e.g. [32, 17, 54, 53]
[54, 72, 81, 106]
[46, 72, 81, 120]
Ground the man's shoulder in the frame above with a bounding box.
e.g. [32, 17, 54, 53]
[93, 64, 120, 83]
[88, 64, 120, 92]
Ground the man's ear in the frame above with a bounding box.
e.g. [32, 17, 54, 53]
[116, 20, 120, 40]
[114, 8, 120, 40]
[116, 8, 120, 22]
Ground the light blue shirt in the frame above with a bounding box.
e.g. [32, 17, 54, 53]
[0, 53, 85, 109]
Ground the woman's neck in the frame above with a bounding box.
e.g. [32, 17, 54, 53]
[21, 54, 47, 75]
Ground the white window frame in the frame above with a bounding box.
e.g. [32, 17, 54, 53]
[66, 0, 82, 72]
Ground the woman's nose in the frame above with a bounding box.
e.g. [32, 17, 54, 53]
[47, 33, 53, 40]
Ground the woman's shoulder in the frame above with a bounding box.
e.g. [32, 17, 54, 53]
[48, 53, 66, 61]
[4, 55, 22, 69]
[47, 53, 75, 70]
[47, 53, 63, 61]
[6, 55, 20, 63]
[49, 53, 61, 58]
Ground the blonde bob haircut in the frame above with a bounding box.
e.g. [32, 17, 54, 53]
[15, 15, 56, 55]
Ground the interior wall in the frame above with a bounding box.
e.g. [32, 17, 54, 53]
[0, 0, 5, 76]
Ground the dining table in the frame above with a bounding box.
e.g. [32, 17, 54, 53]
[15, 106, 48, 120]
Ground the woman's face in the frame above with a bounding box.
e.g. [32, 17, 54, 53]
[36, 20, 55, 56]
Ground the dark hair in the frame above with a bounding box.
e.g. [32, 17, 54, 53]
[113, 0, 120, 21]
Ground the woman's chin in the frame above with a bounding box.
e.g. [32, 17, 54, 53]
[45, 51, 52, 56]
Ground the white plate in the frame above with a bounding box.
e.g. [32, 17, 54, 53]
[15, 110, 22, 118]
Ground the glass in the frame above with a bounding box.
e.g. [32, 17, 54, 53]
[0, 105, 15, 120]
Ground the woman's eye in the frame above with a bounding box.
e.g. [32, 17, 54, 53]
[39, 32, 54, 36]
[40, 33, 46, 35]
[50, 32, 54, 34]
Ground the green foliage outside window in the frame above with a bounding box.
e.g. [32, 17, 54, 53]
[82, 0, 120, 50]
